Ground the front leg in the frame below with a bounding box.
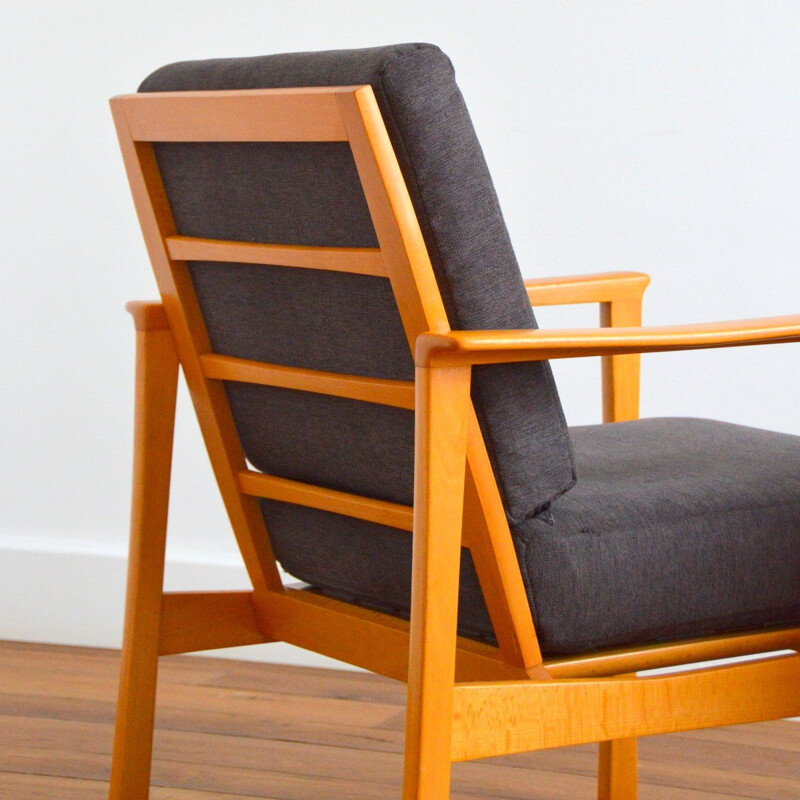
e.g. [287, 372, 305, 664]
[402, 364, 472, 800]
[109, 302, 178, 800]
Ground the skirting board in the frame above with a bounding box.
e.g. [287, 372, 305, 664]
[0, 535, 360, 671]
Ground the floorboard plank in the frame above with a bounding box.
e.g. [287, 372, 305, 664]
[2, 641, 799, 799]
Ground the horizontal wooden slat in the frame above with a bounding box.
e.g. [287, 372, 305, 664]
[201, 354, 414, 409]
[451, 654, 800, 761]
[159, 591, 273, 655]
[166, 235, 387, 276]
[113, 88, 355, 142]
[252, 587, 528, 683]
[238, 470, 414, 531]
[545, 625, 800, 679]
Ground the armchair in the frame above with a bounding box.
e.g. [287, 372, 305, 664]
[109, 44, 800, 800]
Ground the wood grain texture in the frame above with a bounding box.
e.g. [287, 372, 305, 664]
[451, 655, 800, 761]
[342, 84, 548, 672]
[201, 353, 415, 409]
[165, 235, 386, 276]
[416, 315, 800, 366]
[111, 101, 283, 595]
[158, 592, 272, 656]
[524, 270, 649, 424]
[598, 737, 638, 800]
[525, 271, 649, 306]
[402, 365, 472, 800]
[544, 625, 800, 679]
[238, 470, 414, 531]
[461, 411, 544, 674]
[4, 642, 800, 800]
[117, 88, 353, 142]
[600, 299, 643, 423]
[251, 587, 526, 684]
[109, 316, 179, 799]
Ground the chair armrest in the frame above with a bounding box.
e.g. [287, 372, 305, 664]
[126, 300, 169, 331]
[416, 315, 800, 367]
[524, 271, 650, 306]
[525, 271, 651, 422]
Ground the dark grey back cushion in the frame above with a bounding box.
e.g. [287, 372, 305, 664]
[139, 43, 575, 530]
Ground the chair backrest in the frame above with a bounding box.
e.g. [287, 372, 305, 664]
[111, 44, 575, 668]
[137, 44, 575, 523]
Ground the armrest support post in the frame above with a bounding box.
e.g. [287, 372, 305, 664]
[525, 271, 650, 422]
[600, 298, 643, 423]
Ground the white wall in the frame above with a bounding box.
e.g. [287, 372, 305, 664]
[2, 1, 799, 665]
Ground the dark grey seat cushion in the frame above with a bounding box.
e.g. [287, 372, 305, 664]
[139, 43, 575, 523]
[284, 418, 800, 655]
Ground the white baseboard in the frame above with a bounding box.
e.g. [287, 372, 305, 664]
[0, 535, 358, 670]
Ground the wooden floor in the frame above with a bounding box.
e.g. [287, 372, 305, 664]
[2, 642, 800, 799]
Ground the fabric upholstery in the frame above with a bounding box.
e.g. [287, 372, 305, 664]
[284, 418, 800, 654]
[139, 43, 575, 523]
[137, 48, 800, 657]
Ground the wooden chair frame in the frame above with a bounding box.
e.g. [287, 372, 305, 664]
[109, 85, 800, 800]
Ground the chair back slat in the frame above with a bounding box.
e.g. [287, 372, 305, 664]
[124, 88, 352, 142]
[238, 470, 414, 531]
[166, 236, 386, 276]
[200, 354, 415, 409]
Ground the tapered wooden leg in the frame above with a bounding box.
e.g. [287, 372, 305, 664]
[402, 364, 472, 800]
[109, 307, 179, 800]
[600, 298, 642, 423]
[598, 737, 638, 800]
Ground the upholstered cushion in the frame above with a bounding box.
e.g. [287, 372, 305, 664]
[282, 418, 800, 654]
[139, 43, 575, 523]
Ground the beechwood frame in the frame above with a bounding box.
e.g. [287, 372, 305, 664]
[109, 85, 800, 800]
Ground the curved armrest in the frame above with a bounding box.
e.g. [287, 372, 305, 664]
[525, 271, 650, 306]
[416, 315, 800, 367]
[126, 300, 169, 331]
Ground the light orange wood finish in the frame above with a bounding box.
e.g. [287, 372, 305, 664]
[451, 654, 800, 762]
[525, 271, 649, 306]
[338, 88, 450, 340]
[252, 586, 527, 683]
[416, 315, 800, 367]
[111, 100, 283, 596]
[402, 365, 472, 800]
[598, 737, 638, 800]
[125, 300, 169, 331]
[461, 411, 544, 674]
[600, 299, 644, 422]
[122, 87, 353, 142]
[545, 625, 800, 679]
[158, 591, 272, 656]
[238, 469, 414, 531]
[112, 85, 800, 800]
[166, 235, 387, 276]
[201, 353, 415, 409]
[109, 312, 179, 800]
[528, 272, 649, 786]
[341, 85, 545, 673]
[526, 271, 650, 423]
